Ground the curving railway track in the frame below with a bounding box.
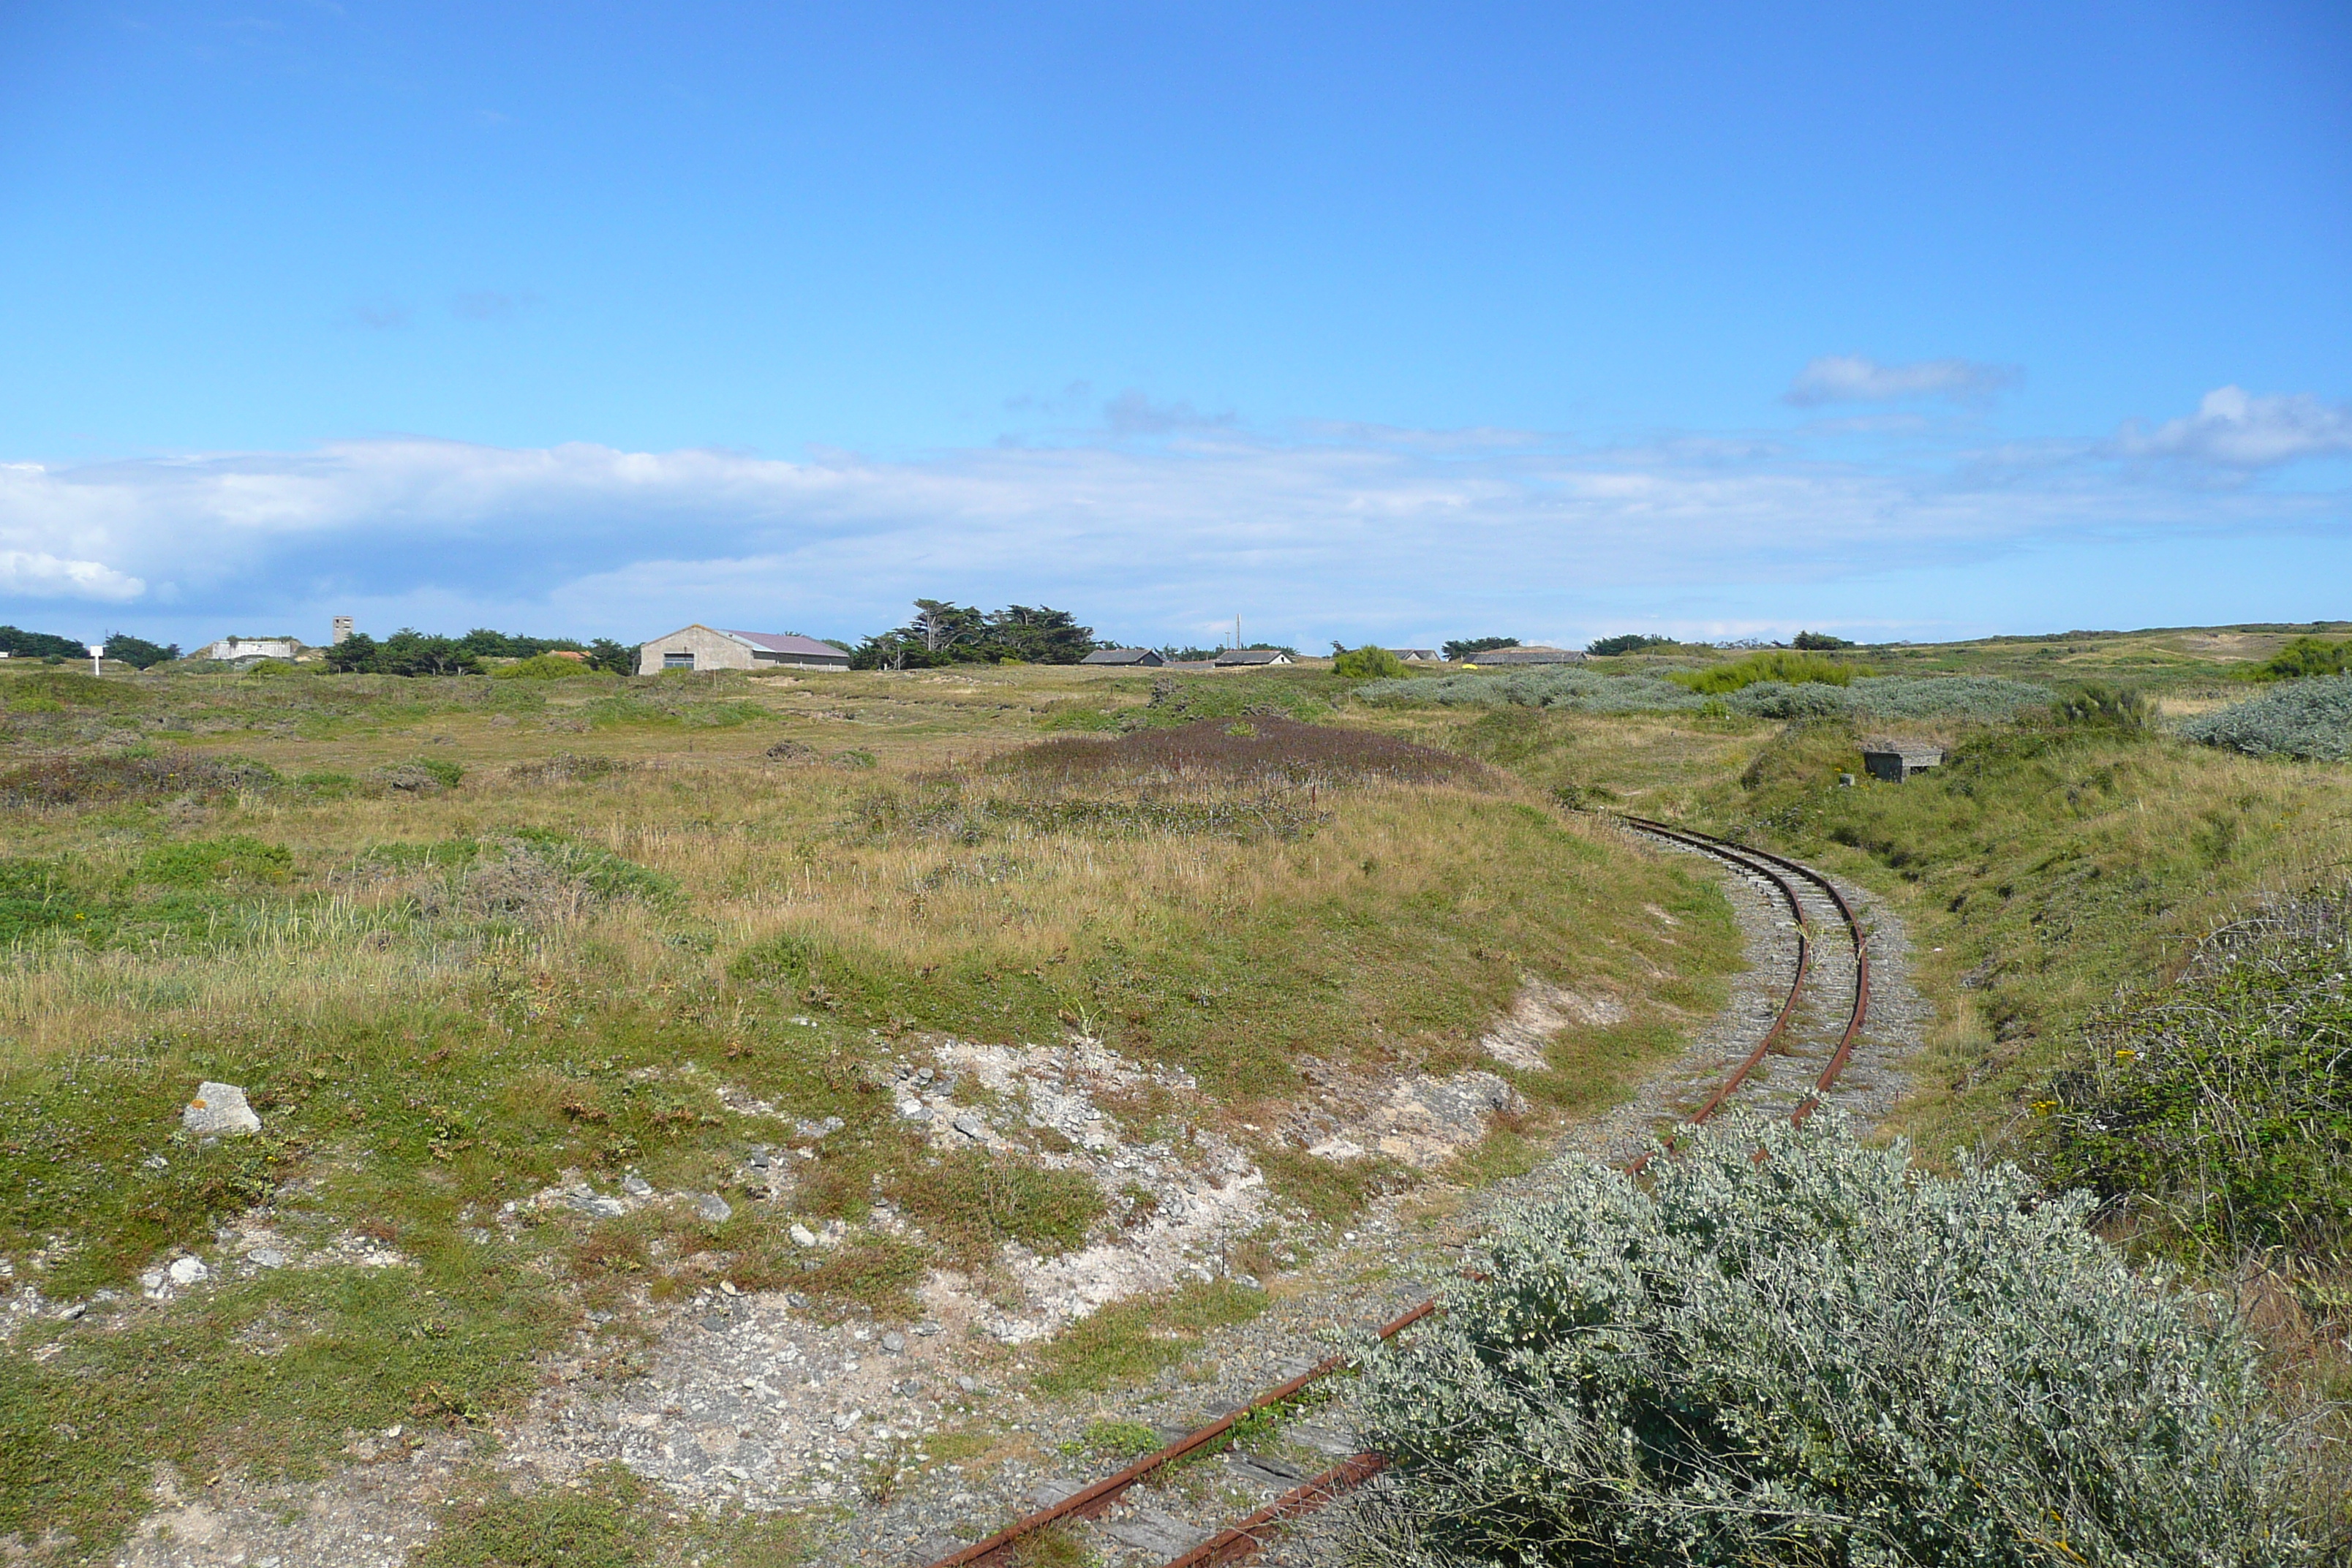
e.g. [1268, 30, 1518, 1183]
[923, 817, 1872, 1568]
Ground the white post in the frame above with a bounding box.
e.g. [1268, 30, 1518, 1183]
[88, 643, 105, 676]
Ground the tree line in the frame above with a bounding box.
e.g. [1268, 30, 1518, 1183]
[325, 630, 634, 676]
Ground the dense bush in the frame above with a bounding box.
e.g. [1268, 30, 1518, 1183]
[2238, 636, 2352, 682]
[2048, 890, 2352, 1262]
[1348, 1115, 2324, 1566]
[1669, 649, 1860, 694]
[2051, 682, 2153, 731]
[2182, 674, 2352, 761]
[1792, 629, 1855, 649]
[1332, 645, 1411, 679]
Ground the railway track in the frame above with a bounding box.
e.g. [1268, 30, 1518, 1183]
[923, 817, 1872, 1568]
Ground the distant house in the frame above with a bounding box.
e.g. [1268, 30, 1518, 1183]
[193, 636, 303, 663]
[1079, 647, 1164, 667]
[1861, 745, 1944, 783]
[1467, 645, 1585, 666]
[1215, 649, 1294, 668]
[637, 625, 851, 674]
[1387, 649, 1442, 663]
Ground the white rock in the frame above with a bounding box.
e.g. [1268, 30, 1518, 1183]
[167, 1256, 209, 1286]
[789, 1224, 818, 1247]
[181, 1082, 261, 1137]
[696, 1193, 733, 1224]
[620, 1174, 652, 1197]
[250, 1248, 287, 1269]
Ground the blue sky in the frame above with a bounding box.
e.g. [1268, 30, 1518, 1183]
[1, 1, 2347, 652]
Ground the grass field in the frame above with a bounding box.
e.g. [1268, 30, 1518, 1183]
[0, 657, 1738, 1561]
[4, 625, 2348, 1560]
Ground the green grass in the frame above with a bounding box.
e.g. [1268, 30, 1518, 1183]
[1709, 713, 2352, 1164]
[0, 662, 1751, 1553]
[0, 1260, 566, 1556]
[1028, 1278, 1268, 1395]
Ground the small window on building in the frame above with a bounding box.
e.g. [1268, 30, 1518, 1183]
[663, 652, 695, 670]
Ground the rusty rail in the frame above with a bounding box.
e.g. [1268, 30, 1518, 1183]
[920, 817, 1869, 1568]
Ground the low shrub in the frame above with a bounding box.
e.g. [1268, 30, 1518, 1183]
[0, 752, 275, 807]
[886, 1147, 1107, 1268]
[999, 716, 1485, 791]
[490, 653, 598, 681]
[1347, 1115, 2327, 1566]
[2046, 889, 2352, 1262]
[2182, 673, 2352, 761]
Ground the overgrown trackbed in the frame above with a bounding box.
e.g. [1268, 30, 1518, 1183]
[926, 816, 1873, 1568]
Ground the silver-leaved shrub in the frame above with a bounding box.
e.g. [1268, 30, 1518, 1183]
[2181, 672, 2352, 761]
[1347, 1115, 2323, 1566]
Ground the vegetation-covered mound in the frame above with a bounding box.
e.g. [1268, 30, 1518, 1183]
[2048, 889, 2352, 1262]
[1363, 666, 2054, 723]
[1350, 1115, 2327, 1566]
[2182, 672, 2352, 761]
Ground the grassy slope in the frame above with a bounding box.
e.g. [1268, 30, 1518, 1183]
[0, 661, 1739, 1561]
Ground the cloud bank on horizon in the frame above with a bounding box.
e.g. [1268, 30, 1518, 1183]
[1, 374, 2345, 652]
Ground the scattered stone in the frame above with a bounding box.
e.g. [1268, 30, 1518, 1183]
[620, 1174, 653, 1197]
[181, 1082, 262, 1138]
[57, 1301, 86, 1321]
[880, 1332, 905, 1354]
[249, 1248, 287, 1269]
[789, 1224, 818, 1247]
[141, 1154, 169, 1170]
[167, 1256, 209, 1286]
[570, 1192, 627, 1220]
[696, 1194, 732, 1224]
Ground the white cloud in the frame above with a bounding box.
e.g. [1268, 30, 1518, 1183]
[0, 403, 2339, 647]
[2114, 385, 2352, 467]
[1785, 354, 2021, 406]
[0, 550, 144, 602]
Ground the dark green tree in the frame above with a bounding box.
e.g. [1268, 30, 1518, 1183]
[1444, 636, 1520, 660]
[1793, 630, 1855, 651]
[99, 632, 180, 668]
[1586, 633, 1673, 657]
[852, 600, 1096, 668]
[325, 630, 480, 676]
[585, 638, 634, 675]
[0, 625, 89, 660]
[985, 605, 1097, 664]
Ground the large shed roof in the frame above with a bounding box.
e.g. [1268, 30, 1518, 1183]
[717, 630, 848, 659]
